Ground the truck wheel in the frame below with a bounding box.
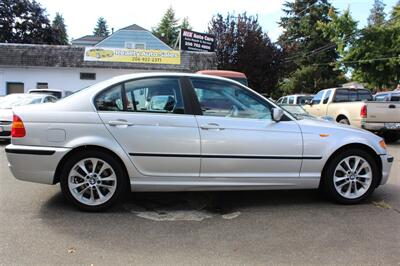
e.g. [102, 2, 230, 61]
[383, 132, 400, 143]
[320, 149, 379, 204]
[338, 118, 350, 125]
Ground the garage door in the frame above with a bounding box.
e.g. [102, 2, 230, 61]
[6, 82, 24, 94]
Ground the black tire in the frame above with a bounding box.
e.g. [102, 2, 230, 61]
[338, 118, 350, 125]
[382, 132, 400, 143]
[60, 150, 128, 211]
[320, 149, 379, 204]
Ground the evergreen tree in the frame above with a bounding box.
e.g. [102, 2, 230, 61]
[180, 17, 192, 30]
[209, 13, 284, 96]
[0, 0, 55, 44]
[51, 12, 68, 45]
[93, 17, 110, 37]
[368, 0, 386, 26]
[278, 0, 345, 95]
[152, 7, 179, 47]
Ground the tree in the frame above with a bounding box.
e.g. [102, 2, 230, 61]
[367, 0, 386, 26]
[152, 7, 179, 47]
[209, 13, 284, 96]
[0, 0, 55, 44]
[317, 8, 358, 69]
[344, 3, 400, 89]
[51, 12, 68, 45]
[93, 17, 110, 37]
[180, 17, 192, 30]
[278, 0, 345, 95]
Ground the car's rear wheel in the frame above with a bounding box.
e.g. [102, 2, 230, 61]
[321, 149, 379, 204]
[60, 150, 128, 211]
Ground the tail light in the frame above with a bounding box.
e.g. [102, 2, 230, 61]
[360, 105, 367, 118]
[11, 114, 26, 138]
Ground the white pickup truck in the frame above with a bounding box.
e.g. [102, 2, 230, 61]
[304, 88, 400, 142]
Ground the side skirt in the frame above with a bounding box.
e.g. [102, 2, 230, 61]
[130, 177, 320, 192]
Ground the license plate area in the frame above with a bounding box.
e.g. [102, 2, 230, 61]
[385, 123, 400, 130]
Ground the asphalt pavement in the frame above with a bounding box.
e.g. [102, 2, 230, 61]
[0, 141, 399, 265]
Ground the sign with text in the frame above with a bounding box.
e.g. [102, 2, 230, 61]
[180, 29, 215, 52]
[84, 47, 181, 65]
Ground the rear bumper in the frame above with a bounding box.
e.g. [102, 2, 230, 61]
[0, 124, 11, 139]
[5, 144, 71, 185]
[379, 154, 393, 185]
[361, 122, 400, 132]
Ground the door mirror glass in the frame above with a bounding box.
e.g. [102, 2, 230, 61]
[272, 108, 284, 122]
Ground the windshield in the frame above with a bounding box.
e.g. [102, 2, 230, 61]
[0, 94, 43, 109]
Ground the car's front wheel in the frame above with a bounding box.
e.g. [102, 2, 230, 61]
[60, 150, 128, 211]
[321, 149, 379, 204]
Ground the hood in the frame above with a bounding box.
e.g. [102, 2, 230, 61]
[0, 108, 13, 121]
[296, 118, 379, 138]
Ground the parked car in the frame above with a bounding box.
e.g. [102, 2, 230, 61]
[197, 70, 248, 86]
[0, 94, 57, 140]
[304, 88, 400, 142]
[374, 91, 400, 102]
[28, 89, 73, 99]
[276, 94, 314, 105]
[6, 73, 393, 211]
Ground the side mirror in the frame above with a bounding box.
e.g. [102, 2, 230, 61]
[272, 108, 284, 122]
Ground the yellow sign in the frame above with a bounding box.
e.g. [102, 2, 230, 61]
[84, 47, 181, 65]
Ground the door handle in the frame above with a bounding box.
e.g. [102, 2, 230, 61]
[108, 119, 134, 127]
[200, 123, 224, 130]
[389, 104, 396, 109]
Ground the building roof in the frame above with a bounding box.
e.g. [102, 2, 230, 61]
[0, 43, 216, 72]
[119, 24, 148, 31]
[72, 35, 105, 43]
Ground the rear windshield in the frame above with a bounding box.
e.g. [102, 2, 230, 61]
[334, 89, 372, 102]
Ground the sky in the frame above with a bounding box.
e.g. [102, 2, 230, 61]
[37, 0, 399, 42]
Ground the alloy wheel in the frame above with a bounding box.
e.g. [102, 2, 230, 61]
[333, 155, 372, 199]
[67, 158, 117, 206]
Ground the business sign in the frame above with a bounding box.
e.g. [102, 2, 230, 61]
[84, 47, 181, 65]
[180, 29, 215, 52]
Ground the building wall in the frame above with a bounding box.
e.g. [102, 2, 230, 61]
[0, 67, 147, 95]
[96, 30, 172, 50]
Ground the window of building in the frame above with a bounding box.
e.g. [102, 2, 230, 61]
[36, 82, 48, 89]
[80, 73, 96, 80]
[125, 42, 146, 49]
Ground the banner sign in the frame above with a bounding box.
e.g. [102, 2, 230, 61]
[180, 29, 215, 52]
[84, 47, 181, 65]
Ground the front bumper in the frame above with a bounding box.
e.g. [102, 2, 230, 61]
[379, 154, 394, 185]
[5, 144, 71, 185]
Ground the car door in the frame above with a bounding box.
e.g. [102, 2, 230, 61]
[96, 77, 200, 177]
[190, 78, 303, 179]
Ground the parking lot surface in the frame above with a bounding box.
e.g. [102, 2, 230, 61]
[0, 141, 399, 265]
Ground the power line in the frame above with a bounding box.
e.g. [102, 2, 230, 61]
[311, 56, 400, 66]
[296, 1, 319, 16]
[283, 12, 400, 63]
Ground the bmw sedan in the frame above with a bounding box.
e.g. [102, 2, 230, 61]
[5, 73, 393, 211]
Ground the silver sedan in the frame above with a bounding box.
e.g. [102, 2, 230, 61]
[5, 73, 393, 211]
